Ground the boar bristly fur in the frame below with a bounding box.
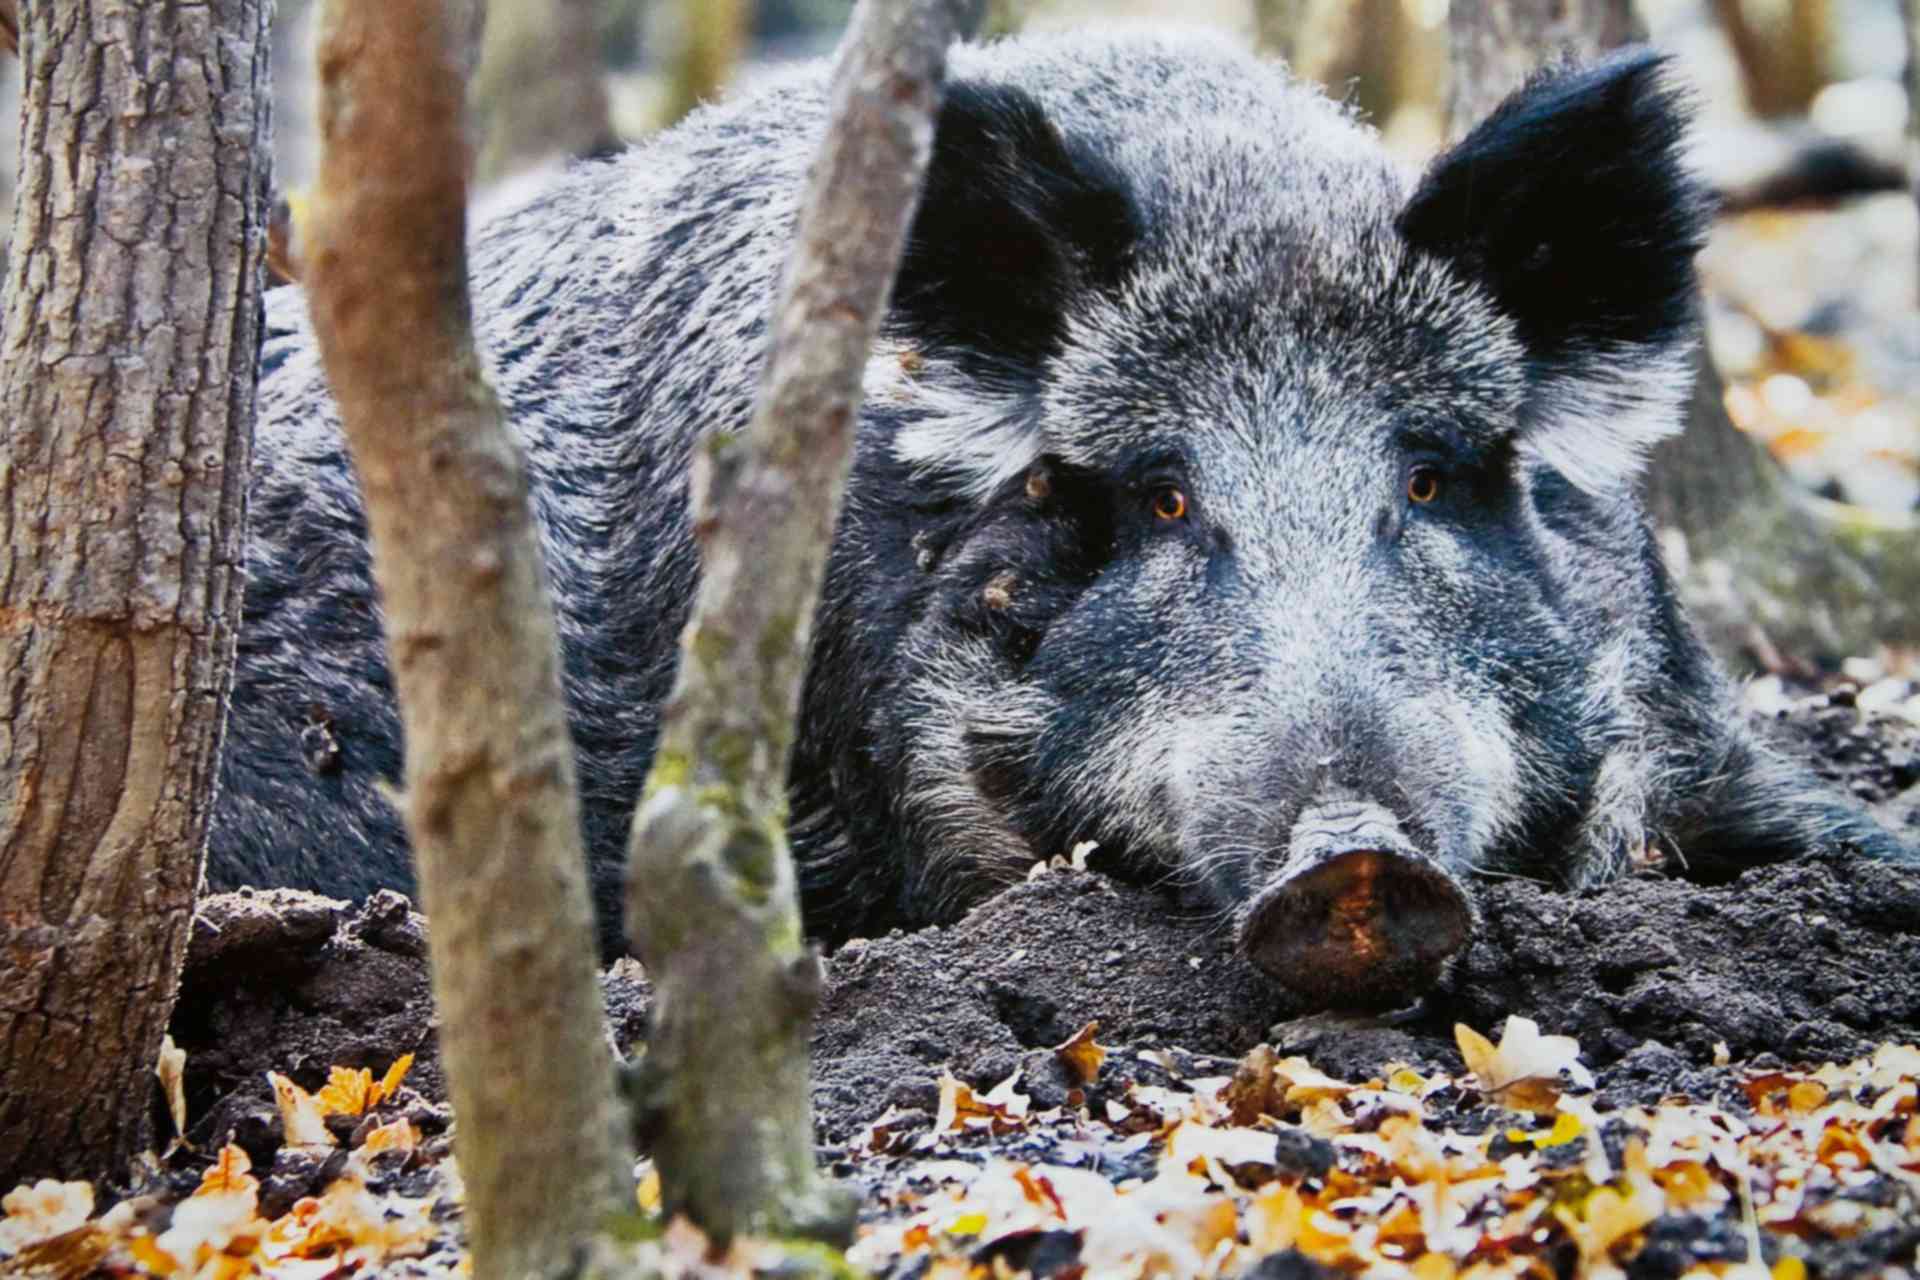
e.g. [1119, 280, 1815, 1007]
[213, 32, 1913, 993]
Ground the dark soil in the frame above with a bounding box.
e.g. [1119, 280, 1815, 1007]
[1760, 677, 1920, 837]
[164, 684, 1920, 1273]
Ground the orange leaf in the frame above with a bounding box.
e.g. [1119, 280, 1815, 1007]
[374, 1053, 415, 1105]
[1051, 1021, 1107, 1088]
[196, 1146, 258, 1198]
[127, 1232, 180, 1275]
[316, 1066, 377, 1117]
[359, 1117, 419, 1154]
[1012, 1165, 1066, 1219]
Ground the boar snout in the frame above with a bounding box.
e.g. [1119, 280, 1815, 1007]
[1236, 799, 1473, 1011]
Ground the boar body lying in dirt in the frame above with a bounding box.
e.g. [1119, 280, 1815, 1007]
[211, 31, 1915, 1008]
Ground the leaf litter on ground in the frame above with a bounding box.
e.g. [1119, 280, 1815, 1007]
[11, 1023, 1916, 1279]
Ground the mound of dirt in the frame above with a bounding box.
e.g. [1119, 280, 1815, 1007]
[172, 849, 1920, 1153]
[169, 888, 653, 1161]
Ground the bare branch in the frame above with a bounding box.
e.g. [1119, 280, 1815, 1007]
[303, 3, 628, 1275]
[627, 0, 981, 1246]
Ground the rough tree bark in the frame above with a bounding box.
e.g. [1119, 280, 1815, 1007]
[657, 0, 750, 130]
[627, 0, 980, 1247]
[0, 0, 270, 1184]
[1449, 0, 1917, 665]
[302, 3, 628, 1276]
[470, 0, 615, 187]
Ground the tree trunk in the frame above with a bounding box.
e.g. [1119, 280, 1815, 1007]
[470, 0, 615, 187]
[0, 0, 270, 1185]
[626, 0, 978, 1248]
[1648, 352, 1920, 666]
[1448, 0, 1915, 665]
[1257, 0, 1441, 138]
[1253, 0, 1350, 78]
[303, 3, 628, 1277]
[1908, 0, 1920, 303]
[1447, 0, 1638, 131]
[656, 0, 750, 129]
[1711, 0, 1833, 119]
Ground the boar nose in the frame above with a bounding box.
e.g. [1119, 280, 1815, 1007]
[1236, 798, 1473, 1011]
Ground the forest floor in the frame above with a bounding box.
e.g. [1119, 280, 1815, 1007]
[0, 674, 1909, 1279]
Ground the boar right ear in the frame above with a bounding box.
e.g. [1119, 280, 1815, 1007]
[880, 81, 1139, 499]
[1396, 49, 1711, 494]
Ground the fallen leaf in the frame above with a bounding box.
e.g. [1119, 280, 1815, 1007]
[374, 1052, 415, 1105]
[155, 1035, 188, 1142]
[357, 1117, 419, 1155]
[1052, 1021, 1107, 1088]
[1455, 1017, 1594, 1113]
[1225, 1045, 1278, 1125]
[0, 1180, 93, 1251]
[936, 1070, 1029, 1135]
[196, 1147, 258, 1199]
[268, 1071, 336, 1147]
[316, 1065, 380, 1117]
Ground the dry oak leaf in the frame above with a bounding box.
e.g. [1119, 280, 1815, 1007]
[1455, 1016, 1594, 1113]
[314, 1052, 415, 1118]
[260, 1176, 433, 1267]
[1051, 1020, 1107, 1088]
[197, 1146, 260, 1199]
[156, 1033, 190, 1142]
[935, 1069, 1031, 1135]
[267, 1072, 335, 1148]
[0, 1180, 109, 1280]
[145, 1182, 267, 1275]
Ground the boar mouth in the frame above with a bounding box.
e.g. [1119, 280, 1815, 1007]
[1236, 802, 1473, 1011]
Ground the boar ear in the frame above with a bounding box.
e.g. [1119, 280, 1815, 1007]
[880, 81, 1139, 499]
[1397, 49, 1710, 494]
[891, 80, 1138, 368]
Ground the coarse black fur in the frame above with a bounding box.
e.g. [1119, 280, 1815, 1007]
[212, 31, 1914, 964]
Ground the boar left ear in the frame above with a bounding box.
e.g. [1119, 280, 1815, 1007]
[1397, 49, 1711, 493]
[878, 79, 1140, 501]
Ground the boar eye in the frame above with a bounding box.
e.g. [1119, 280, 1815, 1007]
[1406, 466, 1441, 505]
[1150, 486, 1188, 522]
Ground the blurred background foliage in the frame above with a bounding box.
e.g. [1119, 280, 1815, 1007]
[235, 0, 1917, 191]
[0, 0, 1900, 255]
[4, 0, 1914, 540]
